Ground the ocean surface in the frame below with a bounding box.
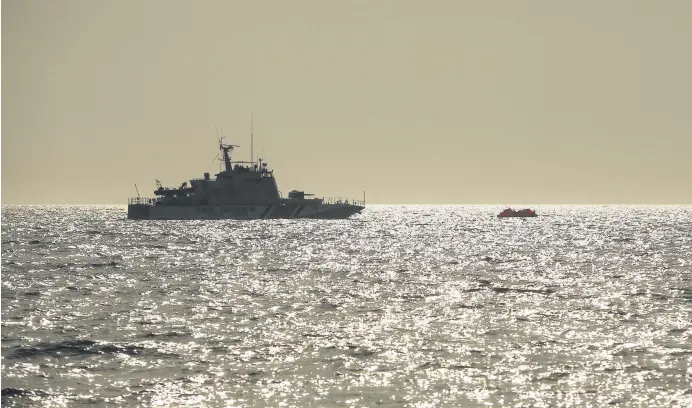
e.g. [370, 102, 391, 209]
[1, 205, 691, 407]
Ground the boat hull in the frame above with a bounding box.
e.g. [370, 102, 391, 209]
[497, 208, 538, 218]
[127, 202, 364, 220]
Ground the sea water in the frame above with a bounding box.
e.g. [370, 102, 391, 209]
[2, 205, 691, 407]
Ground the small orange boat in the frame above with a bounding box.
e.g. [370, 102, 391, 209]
[498, 208, 537, 218]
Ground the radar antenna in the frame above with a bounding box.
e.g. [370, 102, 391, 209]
[219, 141, 239, 171]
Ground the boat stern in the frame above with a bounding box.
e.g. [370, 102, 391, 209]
[303, 201, 365, 219]
[127, 197, 156, 220]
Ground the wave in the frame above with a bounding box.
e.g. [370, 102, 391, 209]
[6, 339, 177, 360]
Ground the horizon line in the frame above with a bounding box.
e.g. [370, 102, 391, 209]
[1, 203, 691, 207]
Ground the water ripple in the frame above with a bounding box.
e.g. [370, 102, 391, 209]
[1, 204, 691, 407]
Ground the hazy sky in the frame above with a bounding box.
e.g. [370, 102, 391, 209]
[3, 0, 691, 204]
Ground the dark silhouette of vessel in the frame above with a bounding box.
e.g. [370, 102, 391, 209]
[128, 134, 364, 220]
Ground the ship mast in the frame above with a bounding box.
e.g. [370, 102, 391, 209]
[250, 113, 254, 167]
[219, 141, 238, 172]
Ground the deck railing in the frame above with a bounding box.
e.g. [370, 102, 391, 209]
[129, 196, 365, 207]
[128, 197, 157, 205]
[319, 197, 366, 206]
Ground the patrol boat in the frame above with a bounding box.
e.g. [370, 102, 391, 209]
[127, 139, 365, 220]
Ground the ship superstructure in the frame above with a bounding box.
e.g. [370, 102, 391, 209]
[127, 138, 365, 220]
